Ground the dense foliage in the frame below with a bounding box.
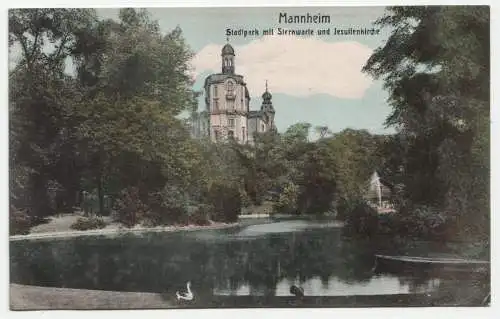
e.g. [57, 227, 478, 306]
[70, 216, 106, 231]
[9, 9, 203, 231]
[9, 206, 32, 235]
[9, 9, 384, 233]
[362, 6, 489, 243]
[9, 7, 489, 252]
[343, 203, 379, 237]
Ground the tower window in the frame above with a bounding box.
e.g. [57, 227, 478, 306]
[242, 127, 246, 142]
[228, 118, 235, 128]
[227, 100, 234, 110]
[213, 99, 219, 111]
[213, 85, 218, 96]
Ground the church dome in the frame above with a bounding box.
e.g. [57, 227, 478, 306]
[222, 43, 235, 55]
[262, 90, 272, 100]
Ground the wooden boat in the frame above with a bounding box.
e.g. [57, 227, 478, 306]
[372, 254, 490, 276]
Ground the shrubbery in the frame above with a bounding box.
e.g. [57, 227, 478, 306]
[240, 189, 252, 208]
[70, 216, 106, 231]
[344, 203, 453, 241]
[379, 206, 453, 239]
[207, 181, 241, 223]
[110, 185, 220, 227]
[343, 202, 379, 237]
[147, 184, 190, 226]
[10, 206, 31, 235]
[273, 182, 299, 215]
[187, 204, 212, 226]
[336, 198, 364, 221]
[112, 187, 150, 228]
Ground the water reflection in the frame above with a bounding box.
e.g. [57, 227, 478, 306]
[10, 221, 453, 297]
[214, 275, 441, 296]
[233, 220, 342, 237]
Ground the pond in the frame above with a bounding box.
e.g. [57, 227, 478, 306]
[9, 220, 487, 303]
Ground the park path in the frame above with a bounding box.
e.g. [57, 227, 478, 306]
[10, 213, 238, 241]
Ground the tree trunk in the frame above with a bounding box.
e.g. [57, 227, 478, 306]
[97, 173, 104, 215]
[97, 148, 105, 215]
[31, 172, 51, 219]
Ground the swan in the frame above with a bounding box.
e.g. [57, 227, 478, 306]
[176, 281, 194, 301]
[290, 285, 305, 297]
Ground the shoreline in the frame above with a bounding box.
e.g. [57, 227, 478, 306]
[10, 283, 488, 309]
[9, 222, 240, 242]
[10, 283, 176, 310]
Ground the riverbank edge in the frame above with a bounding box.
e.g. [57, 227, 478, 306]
[9, 222, 240, 242]
[10, 283, 176, 310]
[10, 283, 488, 310]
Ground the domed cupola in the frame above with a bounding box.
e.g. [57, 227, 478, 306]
[262, 88, 272, 102]
[261, 81, 274, 109]
[221, 40, 235, 74]
[221, 43, 235, 56]
[261, 81, 276, 132]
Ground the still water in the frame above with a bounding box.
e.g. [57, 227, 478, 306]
[10, 220, 454, 297]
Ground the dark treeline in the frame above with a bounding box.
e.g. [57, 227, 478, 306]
[346, 6, 489, 250]
[8, 8, 385, 234]
[9, 7, 490, 253]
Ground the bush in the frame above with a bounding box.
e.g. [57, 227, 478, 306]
[10, 206, 31, 235]
[70, 216, 106, 231]
[187, 204, 212, 226]
[240, 189, 252, 208]
[373, 205, 451, 240]
[397, 205, 448, 239]
[273, 182, 299, 215]
[112, 187, 150, 228]
[207, 181, 241, 223]
[147, 184, 190, 226]
[336, 197, 363, 221]
[343, 202, 379, 237]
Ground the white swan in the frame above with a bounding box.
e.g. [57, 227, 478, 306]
[176, 281, 194, 301]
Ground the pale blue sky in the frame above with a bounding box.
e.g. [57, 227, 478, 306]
[97, 7, 395, 136]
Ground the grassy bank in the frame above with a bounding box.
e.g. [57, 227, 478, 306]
[10, 284, 175, 310]
[10, 221, 239, 242]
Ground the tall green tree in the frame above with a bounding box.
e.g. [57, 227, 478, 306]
[73, 9, 200, 215]
[9, 8, 201, 226]
[9, 9, 98, 217]
[363, 6, 489, 240]
[325, 129, 384, 202]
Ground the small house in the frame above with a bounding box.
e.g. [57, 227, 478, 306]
[365, 171, 396, 214]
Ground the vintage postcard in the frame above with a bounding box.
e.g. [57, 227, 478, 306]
[8, 5, 490, 311]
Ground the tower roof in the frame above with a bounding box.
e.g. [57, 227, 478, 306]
[262, 80, 272, 100]
[222, 43, 235, 56]
[262, 91, 272, 100]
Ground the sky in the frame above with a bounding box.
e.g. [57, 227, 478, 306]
[95, 7, 396, 138]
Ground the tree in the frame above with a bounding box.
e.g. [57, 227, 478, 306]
[297, 139, 337, 215]
[273, 182, 299, 215]
[9, 9, 98, 218]
[363, 6, 489, 240]
[9, 8, 203, 227]
[324, 129, 385, 206]
[73, 9, 200, 219]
